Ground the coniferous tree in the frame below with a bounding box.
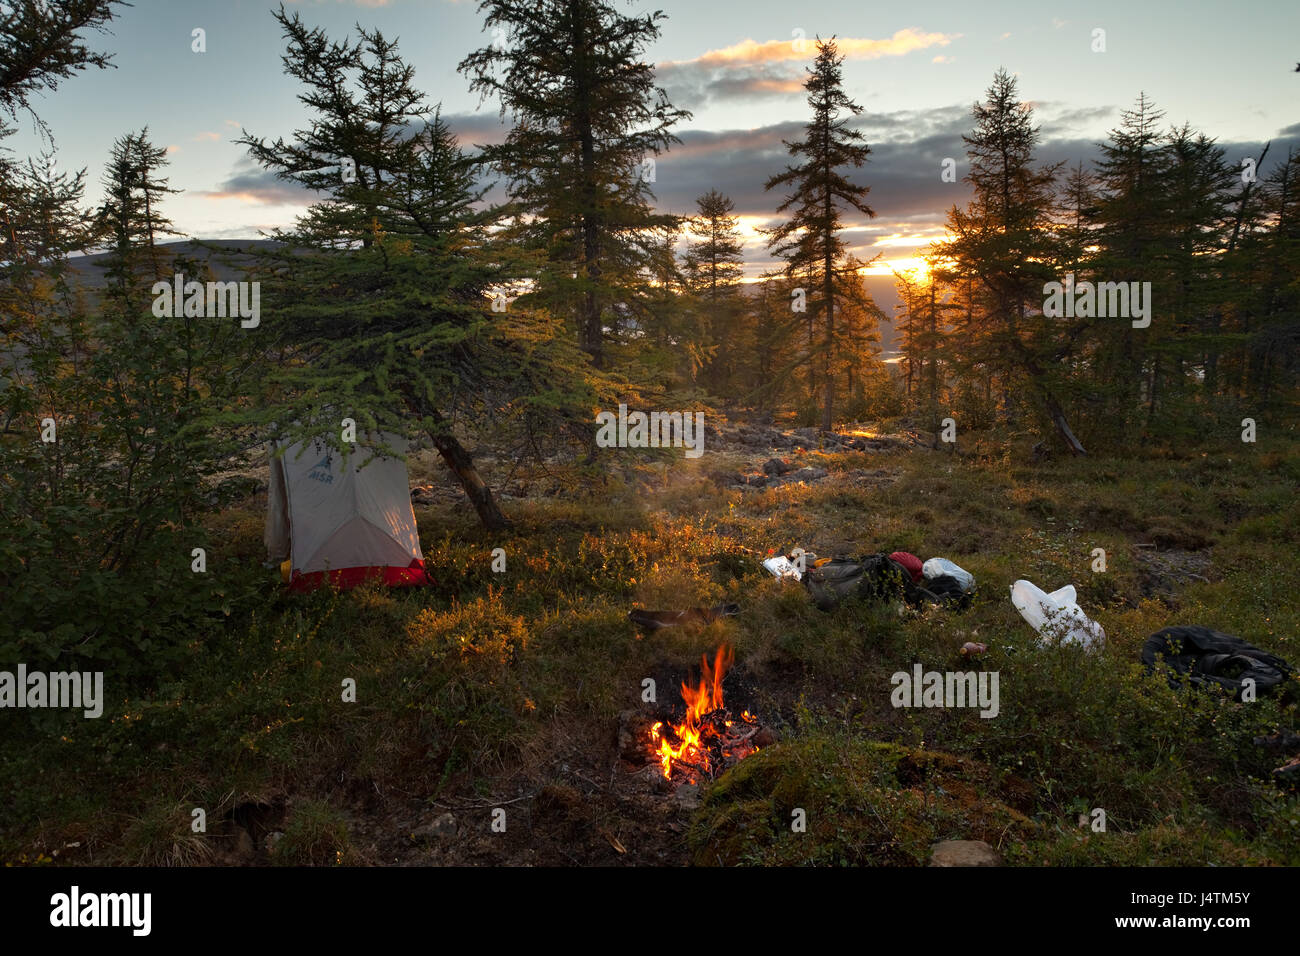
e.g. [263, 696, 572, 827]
[96, 129, 181, 312]
[682, 189, 745, 390]
[1242, 148, 1300, 399]
[3, 126, 250, 674]
[935, 69, 1081, 452]
[894, 266, 955, 429]
[240, 9, 595, 532]
[1088, 93, 1171, 435]
[1153, 124, 1234, 431]
[0, 0, 123, 130]
[764, 37, 878, 431]
[458, 0, 691, 370]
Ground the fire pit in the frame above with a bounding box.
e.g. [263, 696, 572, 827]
[647, 644, 765, 784]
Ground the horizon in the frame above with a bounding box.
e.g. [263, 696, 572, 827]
[8, 0, 1298, 287]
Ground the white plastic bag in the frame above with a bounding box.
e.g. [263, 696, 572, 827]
[762, 555, 802, 581]
[922, 557, 975, 592]
[1010, 579, 1105, 649]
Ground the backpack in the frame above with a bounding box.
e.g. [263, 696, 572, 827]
[803, 554, 927, 611]
[1141, 626, 1293, 701]
[924, 574, 974, 610]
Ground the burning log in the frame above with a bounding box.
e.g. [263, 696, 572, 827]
[646, 644, 765, 784]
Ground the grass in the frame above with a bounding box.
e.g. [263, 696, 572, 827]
[2, 425, 1297, 866]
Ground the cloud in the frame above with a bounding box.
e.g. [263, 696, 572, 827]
[1036, 104, 1117, 137]
[201, 157, 314, 206]
[648, 105, 974, 224]
[657, 63, 806, 110]
[284, 1, 393, 7]
[657, 29, 960, 110]
[441, 109, 514, 149]
[660, 29, 960, 70]
[192, 131, 221, 142]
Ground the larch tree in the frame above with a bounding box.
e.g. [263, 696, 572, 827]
[239, 8, 595, 532]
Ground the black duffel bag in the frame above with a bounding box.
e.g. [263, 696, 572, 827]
[1141, 626, 1293, 700]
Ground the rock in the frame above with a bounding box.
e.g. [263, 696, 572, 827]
[264, 830, 284, 852]
[762, 457, 793, 476]
[410, 484, 438, 505]
[625, 763, 669, 793]
[673, 783, 702, 810]
[753, 726, 777, 748]
[618, 709, 654, 764]
[928, 839, 1001, 867]
[788, 467, 828, 482]
[233, 827, 256, 860]
[413, 812, 458, 841]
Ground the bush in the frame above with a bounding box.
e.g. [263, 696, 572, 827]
[0, 254, 259, 681]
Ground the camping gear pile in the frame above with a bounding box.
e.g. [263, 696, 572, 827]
[761, 549, 977, 612]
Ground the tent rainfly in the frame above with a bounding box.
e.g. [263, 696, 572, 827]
[265, 434, 430, 592]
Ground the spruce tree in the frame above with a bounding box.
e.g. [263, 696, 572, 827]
[96, 128, 181, 312]
[935, 69, 1081, 452]
[682, 189, 745, 390]
[764, 37, 877, 431]
[458, 0, 691, 370]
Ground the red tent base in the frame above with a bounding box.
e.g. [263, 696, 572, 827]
[288, 560, 432, 593]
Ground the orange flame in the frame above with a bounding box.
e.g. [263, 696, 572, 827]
[651, 644, 757, 780]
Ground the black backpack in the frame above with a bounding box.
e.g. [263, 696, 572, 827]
[803, 554, 928, 611]
[1141, 626, 1293, 700]
[923, 574, 975, 610]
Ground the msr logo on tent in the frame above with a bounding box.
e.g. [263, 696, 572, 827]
[308, 455, 333, 484]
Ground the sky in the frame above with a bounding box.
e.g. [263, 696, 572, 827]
[9, 0, 1300, 284]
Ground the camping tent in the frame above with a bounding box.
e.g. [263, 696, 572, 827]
[264, 434, 430, 592]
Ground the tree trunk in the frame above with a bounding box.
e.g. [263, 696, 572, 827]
[1013, 327, 1087, 456]
[404, 393, 511, 531]
[430, 429, 511, 532]
[822, 192, 835, 432]
[574, 14, 603, 369]
[1043, 389, 1087, 456]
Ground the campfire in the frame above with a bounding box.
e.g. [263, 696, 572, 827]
[648, 644, 762, 784]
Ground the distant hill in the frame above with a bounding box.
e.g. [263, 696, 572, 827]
[64, 239, 284, 291]
[61, 238, 901, 355]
